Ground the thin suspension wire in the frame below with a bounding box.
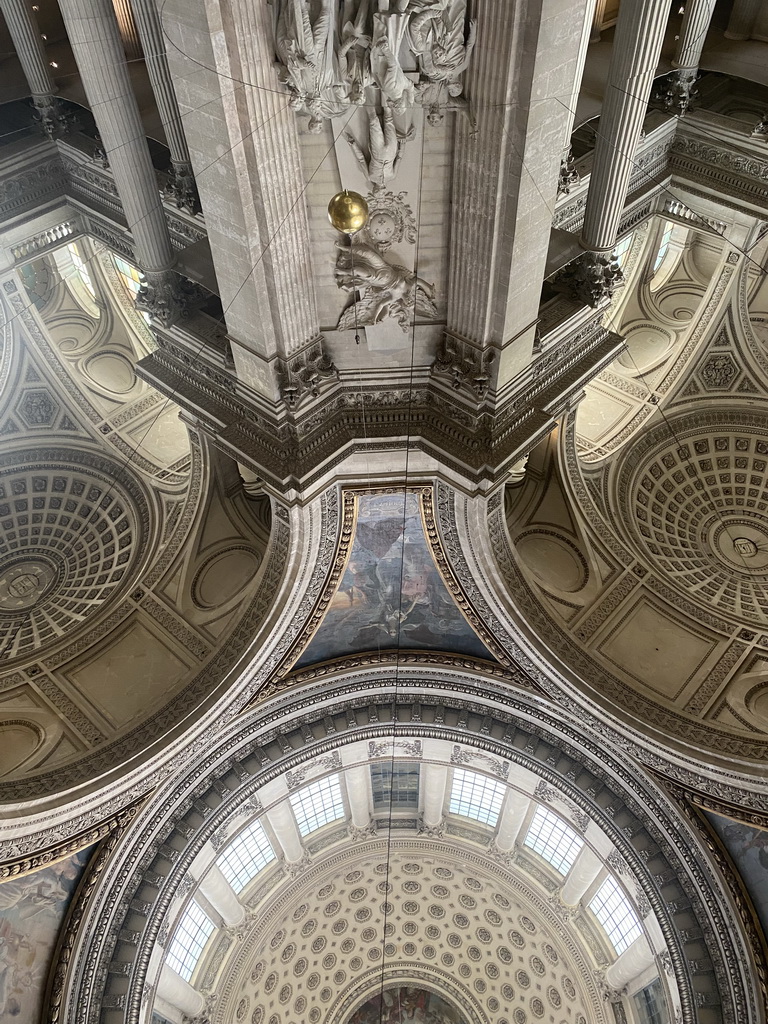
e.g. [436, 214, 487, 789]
[377, 119, 426, 1015]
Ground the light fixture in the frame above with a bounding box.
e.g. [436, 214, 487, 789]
[49, 61, 58, 68]
[327, 189, 368, 235]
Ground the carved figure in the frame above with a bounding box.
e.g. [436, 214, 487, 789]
[335, 221, 437, 332]
[409, 0, 475, 86]
[339, 0, 373, 104]
[275, 0, 349, 129]
[370, 30, 415, 114]
[345, 107, 415, 189]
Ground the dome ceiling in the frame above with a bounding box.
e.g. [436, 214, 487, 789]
[0, 241, 274, 794]
[499, 218, 768, 763]
[222, 845, 599, 1024]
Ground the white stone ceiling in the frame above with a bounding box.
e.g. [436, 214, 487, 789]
[214, 844, 603, 1024]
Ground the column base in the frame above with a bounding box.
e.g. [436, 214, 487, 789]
[551, 250, 624, 309]
[136, 268, 205, 327]
[165, 162, 202, 216]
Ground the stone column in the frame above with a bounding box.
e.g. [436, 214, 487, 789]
[667, 0, 717, 113]
[128, 0, 200, 213]
[196, 865, 244, 927]
[266, 801, 304, 863]
[0, 0, 64, 136]
[421, 764, 448, 830]
[157, 964, 205, 1015]
[725, 0, 761, 40]
[57, 0, 189, 325]
[604, 935, 654, 988]
[557, 0, 669, 307]
[581, 0, 669, 253]
[673, 0, 717, 69]
[345, 765, 372, 829]
[494, 791, 530, 852]
[560, 846, 603, 905]
[111, 0, 141, 59]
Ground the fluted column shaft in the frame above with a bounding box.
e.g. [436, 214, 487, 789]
[421, 764, 448, 828]
[580, 0, 669, 253]
[604, 935, 654, 989]
[0, 0, 55, 103]
[345, 765, 372, 829]
[266, 801, 303, 863]
[224, 0, 319, 355]
[128, 0, 193, 174]
[725, 0, 761, 40]
[112, 0, 141, 59]
[672, 0, 717, 69]
[494, 791, 530, 853]
[57, 0, 175, 274]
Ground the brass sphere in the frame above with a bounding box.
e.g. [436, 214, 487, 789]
[328, 189, 369, 234]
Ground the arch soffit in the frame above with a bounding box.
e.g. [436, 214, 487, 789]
[58, 674, 758, 1024]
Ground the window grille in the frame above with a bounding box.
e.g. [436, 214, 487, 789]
[289, 774, 345, 836]
[166, 901, 215, 981]
[523, 806, 584, 874]
[217, 819, 275, 893]
[589, 876, 643, 955]
[448, 767, 505, 827]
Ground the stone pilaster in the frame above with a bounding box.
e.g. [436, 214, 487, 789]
[57, 0, 191, 323]
[579, 0, 670, 254]
[0, 0, 67, 136]
[725, 0, 761, 40]
[445, 0, 595, 386]
[129, 0, 200, 213]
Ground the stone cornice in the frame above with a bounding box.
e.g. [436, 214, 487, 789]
[137, 318, 624, 495]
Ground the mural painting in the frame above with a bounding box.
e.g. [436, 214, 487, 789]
[0, 846, 94, 1020]
[348, 987, 469, 1024]
[705, 811, 768, 940]
[297, 491, 493, 667]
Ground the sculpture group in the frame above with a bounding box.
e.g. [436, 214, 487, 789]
[273, 1, 475, 334]
[273, 0, 476, 136]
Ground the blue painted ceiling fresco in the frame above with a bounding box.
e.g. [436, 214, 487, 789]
[296, 491, 493, 668]
[0, 845, 94, 1021]
[705, 811, 768, 945]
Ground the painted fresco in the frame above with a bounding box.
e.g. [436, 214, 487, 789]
[348, 987, 468, 1024]
[297, 491, 492, 667]
[705, 811, 768, 940]
[0, 846, 94, 1021]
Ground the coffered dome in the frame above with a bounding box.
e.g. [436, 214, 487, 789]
[616, 412, 768, 626]
[0, 445, 149, 659]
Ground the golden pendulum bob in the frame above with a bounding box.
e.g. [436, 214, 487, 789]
[328, 190, 369, 344]
[327, 189, 369, 234]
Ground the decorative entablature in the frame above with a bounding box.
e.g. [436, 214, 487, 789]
[138, 306, 623, 498]
[0, 133, 205, 260]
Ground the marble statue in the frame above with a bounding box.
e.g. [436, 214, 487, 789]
[273, 0, 476, 133]
[335, 191, 435, 332]
[370, 29, 415, 114]
[409, 0, 475, 86]
[275, 0, 350, 130]
[339, 0, 373, 104]
[345, 107, 415, 189]
[335, 234, 437, 331]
